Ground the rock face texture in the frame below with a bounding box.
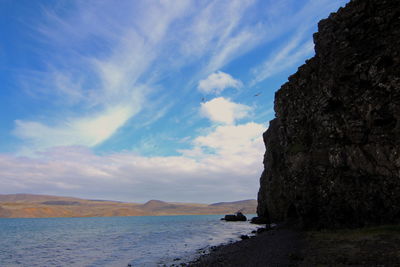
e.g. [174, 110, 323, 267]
[257, 0, 400, 228]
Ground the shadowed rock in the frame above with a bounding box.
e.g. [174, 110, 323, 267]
[250, 216, 269, 224]
[223, 212, 247, 221]
[257, 0, 400, 229]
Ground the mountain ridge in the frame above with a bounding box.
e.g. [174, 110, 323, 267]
[0, 194, 256, 218]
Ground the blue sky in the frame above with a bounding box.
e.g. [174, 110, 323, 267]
[0, 0, 348, 203]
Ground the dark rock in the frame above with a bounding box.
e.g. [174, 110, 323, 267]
[223, 215, 236, 221]
[257, 228, 267, 234]
[240, 235, 250, 240]
[224, 212, 247, 222]
[250, 216, 269, 224]
[236, 212, 247, 221]
[257, 0, 400, 229]
[288, 253, 304, 261]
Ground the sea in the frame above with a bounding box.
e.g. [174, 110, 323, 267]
[0, 214, 260, 267]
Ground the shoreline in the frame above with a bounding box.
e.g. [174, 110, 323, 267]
[183, 223, 400, 267]
[186, 225, 303, 267]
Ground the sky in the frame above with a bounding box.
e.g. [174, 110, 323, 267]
[0, 0, 349, 203]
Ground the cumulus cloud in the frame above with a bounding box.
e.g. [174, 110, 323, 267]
[200, 97, 251, 124]
[194, 122, 264, 155]
[198, 71, 242, 94]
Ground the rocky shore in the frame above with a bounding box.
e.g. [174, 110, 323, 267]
[187, 223, 400, 267]
[188, 225, 302, 267]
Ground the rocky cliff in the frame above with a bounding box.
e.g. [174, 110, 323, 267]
[257, 0, 400, 228]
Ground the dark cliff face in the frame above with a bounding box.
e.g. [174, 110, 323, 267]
[257, 0, 400, 229]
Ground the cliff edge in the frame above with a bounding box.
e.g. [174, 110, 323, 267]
[257, 0, 400, 228]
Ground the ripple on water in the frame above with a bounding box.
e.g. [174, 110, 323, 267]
[0, 215, 261, 267]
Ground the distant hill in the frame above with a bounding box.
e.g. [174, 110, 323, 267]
[0, 194, 256, 218]
[210, 199, 257, 207]
[0, 194, 85, 203]
[142, 200, 170, 209]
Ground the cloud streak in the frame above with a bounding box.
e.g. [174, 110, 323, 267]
[14, 0, 265, 152]
[13, 0, 345, 152]
[250, 30, 315, 86]
[15, 1, 192, 152]
[14, 105, 138, 149]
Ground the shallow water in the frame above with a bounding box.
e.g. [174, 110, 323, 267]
[0, 215, 260, 267]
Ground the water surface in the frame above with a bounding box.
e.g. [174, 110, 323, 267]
[0, 215, 259, 266]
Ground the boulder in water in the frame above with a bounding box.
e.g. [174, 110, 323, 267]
[223, 212, 247, 221]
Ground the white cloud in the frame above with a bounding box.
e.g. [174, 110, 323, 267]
[205, 28, 264, 74]
[250, 31, 315, 86]
[0, 120, 266, 203]
[200, 97, 252, 124]
[179, 0, 262, 74]
[2, 0, 350, 202]
[194, 122, 265, 156]
[198, 71, 242, 94]
[14, 105, 137, 149]
[15, 0, 265, 152]
[12, 0, 349, 154]
[14, 1, 193, 152]
[247, 0, 350, 87]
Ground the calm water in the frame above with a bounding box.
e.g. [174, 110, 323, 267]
[0, 215, 260, 267]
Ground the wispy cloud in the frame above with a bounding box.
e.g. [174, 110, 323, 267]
[174, 0, 267, 84]
[250, 31, 314, 86]
[15, 1, 192, 152]
[14, 105, 138, 149]
[247, 0, 350, 86]
[13, 0, 345, 153]
[14, 0, 265, 152]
